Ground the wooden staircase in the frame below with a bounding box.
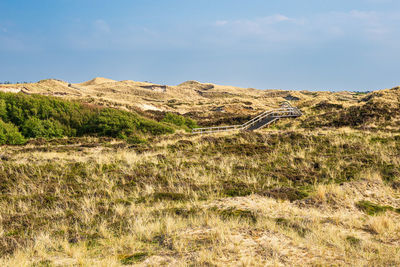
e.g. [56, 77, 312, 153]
[192, 101, 302, 134]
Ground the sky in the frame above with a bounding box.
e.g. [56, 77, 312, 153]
[0, 0, 399, 91]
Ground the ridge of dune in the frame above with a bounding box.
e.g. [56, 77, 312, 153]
[178, 80, 215, 90]
[78, 77, 117, 86]
[120, 80, 158, 87]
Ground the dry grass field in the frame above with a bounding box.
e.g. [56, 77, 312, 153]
[0, 79, 399, 266]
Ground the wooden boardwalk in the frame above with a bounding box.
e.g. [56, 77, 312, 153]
[192, 102, 302, 134]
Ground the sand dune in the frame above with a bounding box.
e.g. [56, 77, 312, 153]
[2, 77, 399, 129]
[78, 77, 117, 86]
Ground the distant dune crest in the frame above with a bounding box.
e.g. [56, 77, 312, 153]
[79, 77, 117, 86]
[178, 80, 215, 90]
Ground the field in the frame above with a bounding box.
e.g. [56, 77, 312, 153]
[0, 79, 399, 266]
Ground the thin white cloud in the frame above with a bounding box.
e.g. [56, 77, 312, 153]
[215, 14, 296, 29]
[215, 20, 228, 26]
[213, 14, 301, 42]
[211, 10, 400, 46]
[258, 14, 292, 24]
[60, 10, 400, 52]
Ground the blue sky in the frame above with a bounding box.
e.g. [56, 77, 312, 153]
[0, 0, 399, 91]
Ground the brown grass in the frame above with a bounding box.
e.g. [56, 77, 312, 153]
[0, 128, 399, 266]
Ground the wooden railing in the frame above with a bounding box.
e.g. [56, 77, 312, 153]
[192, 102, 302, 134]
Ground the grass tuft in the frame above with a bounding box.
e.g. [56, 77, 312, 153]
[356, 200, 400, 216]
[346, 235, 362, 247]
[212, 207, 258, 223]
[119, 252, 149, 265]
[275, 217, 311, 237]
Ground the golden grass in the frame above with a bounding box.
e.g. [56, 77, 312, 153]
[0, 128, 399, 266]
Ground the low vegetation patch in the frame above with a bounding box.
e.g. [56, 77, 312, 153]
[0, 119, 26, 145]
[119, 252, 149, 265]
[312, 101, 343, 111]
[137, 192, 189, 204]
[211, 207, 258, 223]
[346, 235, 362, 247]
[162, 112, 198, 131]
[275, 217, 311, 237]
[222, 180, 253, 197]
[356, 200, 400, 215]
[262, 187, 309, 202]
[0, 92, 174, 144]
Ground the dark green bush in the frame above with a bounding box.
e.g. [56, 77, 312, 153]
[162, 113, 197, 130]
[0, 119, 26, 145]
[21, 117, 64, 138]
[0, 92, 93, 133]
[0, 92, 175, 144]
[86, 108, 138, 138]
[86, 108, 173, 138]
[138, 119, 174, 135]
[0, 99, 6, 120]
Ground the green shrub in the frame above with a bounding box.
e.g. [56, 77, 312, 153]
[21, 117, 64, 138]
[0, 99, 7, 120]
[0, 92, 175, 144]
[86, 108, 173, 138]
[0, 119, 26, 145]
[86, 108, 138, 138]
[162, 113, 198, 130]
[0, 92, 93, 132]
[127, 135, 147, 144]
[138, 119, 174, 135]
